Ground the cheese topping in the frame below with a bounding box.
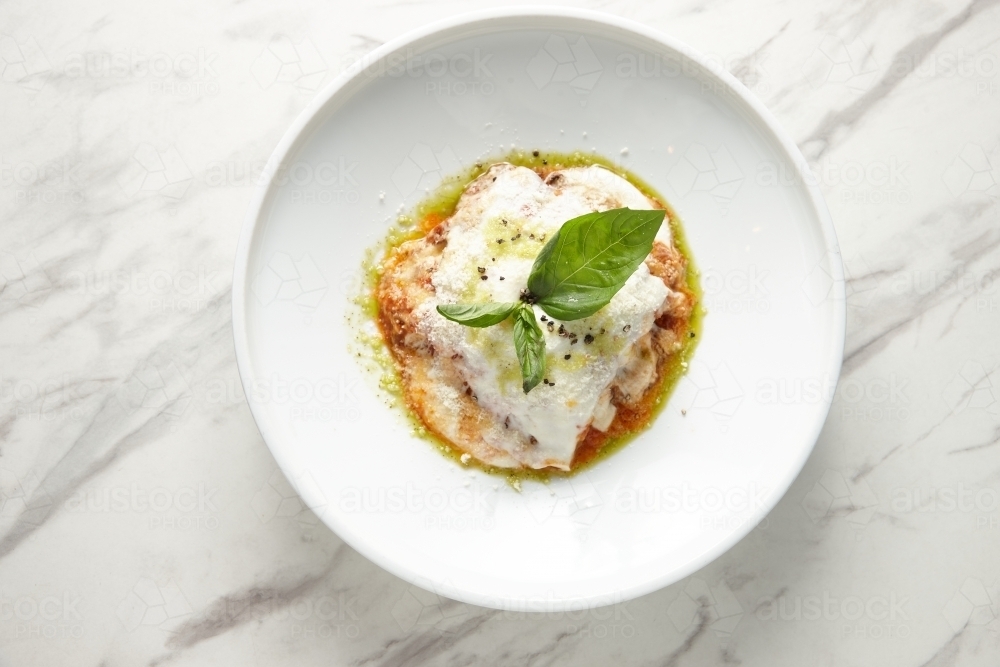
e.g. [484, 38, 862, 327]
[414, 164, 671, 469]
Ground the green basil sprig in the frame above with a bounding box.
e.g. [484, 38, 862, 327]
[435, 207, 664, 393]
[527, 208, 665, 320]
[511, 303, 545, 393]
[437, 302, 519, 327]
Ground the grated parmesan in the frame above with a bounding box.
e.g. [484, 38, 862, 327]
[414, 164, 671, 470]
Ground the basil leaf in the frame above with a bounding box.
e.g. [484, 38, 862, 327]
[436, 302, 518, 327]
[527, 208, 664, 321]
[512, 303, 545, 393]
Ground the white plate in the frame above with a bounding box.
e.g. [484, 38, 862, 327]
[233, 8, 844, 611]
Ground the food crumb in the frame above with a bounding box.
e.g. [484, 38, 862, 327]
[564, 354, 571, 360]
[681, 409, 687, 416]
[532, 150, 539, 157]
[460, 453, 471, 464]
[584, 334, 594, 344]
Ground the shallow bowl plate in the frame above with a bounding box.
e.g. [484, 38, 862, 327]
[233, 8, 845, 611]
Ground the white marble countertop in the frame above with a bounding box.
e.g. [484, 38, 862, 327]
[2, 0, 1000, 664]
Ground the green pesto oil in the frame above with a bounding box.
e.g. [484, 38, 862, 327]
[349, 149, 704, 487]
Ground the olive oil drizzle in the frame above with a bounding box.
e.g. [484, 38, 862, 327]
[349, 149, 704, 485]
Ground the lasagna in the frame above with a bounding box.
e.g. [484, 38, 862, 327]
[377, 162, 694, 471]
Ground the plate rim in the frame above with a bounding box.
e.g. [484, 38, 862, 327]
[231, 5, 847, 611]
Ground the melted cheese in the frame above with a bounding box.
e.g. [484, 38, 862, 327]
[415, 164, 669, 470]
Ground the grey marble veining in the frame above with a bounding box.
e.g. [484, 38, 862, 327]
[2, 0, 1000, 665]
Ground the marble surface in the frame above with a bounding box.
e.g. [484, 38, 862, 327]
[2, 0, 1000, 664]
